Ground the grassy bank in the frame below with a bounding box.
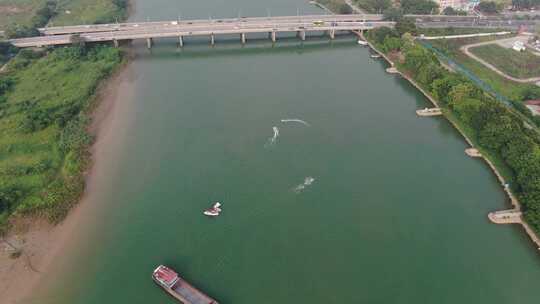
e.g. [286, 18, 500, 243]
[366, 28, 540, 233]
[469, 44, 540, 79]
[0, 46, 123, 231]
[0, 0, 129, 34]
[427, 36, 540, 102]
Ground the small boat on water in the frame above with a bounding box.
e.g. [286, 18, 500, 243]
[357, 40, 368, 46]
[152, 265, 219, 304]
[203, 202, 222, 217]
[370, 54, 381, 58]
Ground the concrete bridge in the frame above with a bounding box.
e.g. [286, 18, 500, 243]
[7, 14, 539, 48]
[9, 15, 392, 48]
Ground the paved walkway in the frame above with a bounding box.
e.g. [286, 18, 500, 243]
[460, 36, 540, 83]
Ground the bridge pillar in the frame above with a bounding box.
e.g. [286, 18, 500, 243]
[210, 33, 215, 46]
[178, 36, 184, 47]
[298, 30, 306, 41]
[270, 31, 276, 43]
[240, 33, 246, 44]
[146, 38, 153, 49]
[113, 39, 119, 48]
[328, 29, 335, 40]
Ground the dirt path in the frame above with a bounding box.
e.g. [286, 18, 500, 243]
[460, 37, 540, 83]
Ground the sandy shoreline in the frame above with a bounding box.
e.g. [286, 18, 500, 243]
[358, 31, 540, 252]
[0, 54, 135, 304]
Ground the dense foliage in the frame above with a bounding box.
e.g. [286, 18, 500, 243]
[400, 0, 439, 14]
[0, 46, 122, 230]
[442, 7, 467, 15]
[512, 0, 540, 9]
[354, 0, 392, 13]
[477, 1, 499, 13]
[5, 0, 57, 38]
[367, 27, 540, 233]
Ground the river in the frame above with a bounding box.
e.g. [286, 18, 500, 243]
[26, 0, 540, 303]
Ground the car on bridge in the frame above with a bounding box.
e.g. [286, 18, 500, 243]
[313, 20, 325, 26]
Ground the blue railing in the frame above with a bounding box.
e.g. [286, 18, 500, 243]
[419, 40, 513, 108]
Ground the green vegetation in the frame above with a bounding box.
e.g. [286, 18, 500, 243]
[51, 0, 128, 26]
[511, 0, 540, 9]
[470, 44, 540, 79]
[367, 27, 540, 233]
[442, 6, 467, 15]
[428, 36, 540, 102]
[314, 0, 352, 14]
[1, 0, 129, 36]
[477, 1, 500, 13]
[400, 0, 439, 14]
[354, 0, 391, 13]
[0, 0, 44, 30]
[4, 0, 56, 38]
[0, 46, 123, 231]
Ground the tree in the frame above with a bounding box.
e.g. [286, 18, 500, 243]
[417, 62, 442, 86]
[367, 27, 398, 44]
[382, 36, 403, 52]
[395, 18, 417, 36]
[365, 0, 392, 13]
[400, 0, 439, 14]
[383, 7, 403, 21]
[442, 7, 467, 15]
[477, 1, 498, 13]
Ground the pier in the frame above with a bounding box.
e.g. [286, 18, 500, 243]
[416, 107, 442, 116]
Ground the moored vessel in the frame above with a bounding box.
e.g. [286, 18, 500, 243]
[152, 265, 219, 304]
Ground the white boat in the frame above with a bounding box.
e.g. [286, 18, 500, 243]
[203, 202, 222, 217]
[370, 54, 381, 58]
[357, 40, 368, 46]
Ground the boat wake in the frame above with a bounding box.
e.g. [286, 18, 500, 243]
[293, 176, 316, 193]
[281, 118, 311, 127]
[265, 126, 280, 148]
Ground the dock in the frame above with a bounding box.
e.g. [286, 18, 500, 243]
[465, 148, 482, 157]
[488, 209, 522, 224]
[416, 107, 442, 116]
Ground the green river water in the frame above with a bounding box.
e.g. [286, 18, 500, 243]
[28, 0, 540, 303]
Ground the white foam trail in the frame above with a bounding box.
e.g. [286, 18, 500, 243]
[281, 119, 311, 127]
[265, 126, 279, 147]
[273, 126, 279, 140]
[293, 176, 316, 193]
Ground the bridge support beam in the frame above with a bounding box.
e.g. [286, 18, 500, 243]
[146, 38, 153, 49]
[270, 31, 276, 43]
[328, 29, 335, 40]
[113, 39, 119, 48]
[178, 35, 184, 47]
[210, 33, 215, 46]
[297, 30, 306, 41]
[240, 33, 246, 44]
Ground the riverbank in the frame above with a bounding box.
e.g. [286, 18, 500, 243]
[358, 30, 540, 251]
[0, 53, 134, 303]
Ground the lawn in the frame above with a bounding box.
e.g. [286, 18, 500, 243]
[0, 0, 128, 31]
[0, 46, 123, 229]
[428, 36, 540, 101]
[0, 0, 44, 30]
[51, 0, 127, 26]
[469, 44, 540, 79]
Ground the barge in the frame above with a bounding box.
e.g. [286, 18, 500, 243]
[152, 265, 219, 304]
